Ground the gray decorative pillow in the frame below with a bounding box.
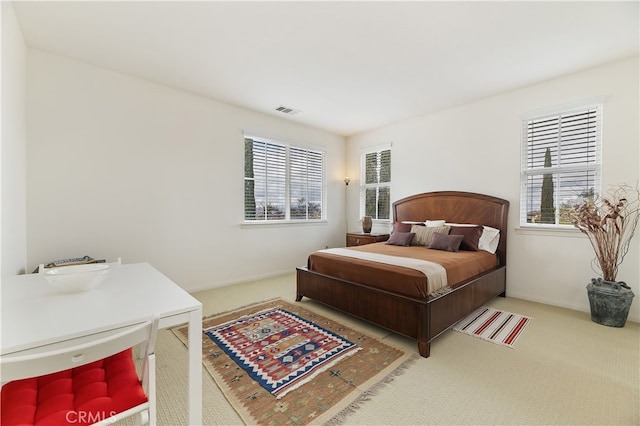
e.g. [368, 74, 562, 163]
[385, 232, 415, 246]
[392, 222, 413, 234]
[428, 232, 464, 252]
[410, 225, 450, 246]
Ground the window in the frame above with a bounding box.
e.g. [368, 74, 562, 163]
[520, 99, 602, 227]
[360, 145, 391, 221]
[244, 136, 325, 222]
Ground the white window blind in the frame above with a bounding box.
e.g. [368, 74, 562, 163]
[520, 100, 602, 227]
[360, 146, 391, 221]
[244, 136, 325, 222]
[290, 147, 324, 220]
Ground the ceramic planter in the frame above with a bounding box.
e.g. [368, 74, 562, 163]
[586, 278, 634, 327]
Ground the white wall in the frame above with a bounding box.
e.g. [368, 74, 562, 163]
[347, 56, 640, 322]
[1, 1, 28, 278]
[26, 49, 346, 292]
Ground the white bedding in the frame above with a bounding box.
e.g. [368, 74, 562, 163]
[318, 247, 448, 295]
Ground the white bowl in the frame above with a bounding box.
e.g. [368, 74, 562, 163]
[44, 263, 111, 293]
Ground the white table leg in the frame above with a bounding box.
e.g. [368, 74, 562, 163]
[187, 308, 203, 425]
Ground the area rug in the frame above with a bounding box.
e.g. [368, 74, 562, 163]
[453, 306, 533, 348]
[204, 306, 360, 398]
[172, 298, 418, 425]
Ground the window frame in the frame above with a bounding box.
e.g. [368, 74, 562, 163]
[519, 98, 603, 229]
[243, 135, 327, 224]
[359, 144, 392, 223]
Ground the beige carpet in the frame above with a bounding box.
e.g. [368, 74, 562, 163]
[172, 298, 417, 425]
[140, 273, 639, 425]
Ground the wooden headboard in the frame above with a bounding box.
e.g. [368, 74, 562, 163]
[393, 191, 509, 267]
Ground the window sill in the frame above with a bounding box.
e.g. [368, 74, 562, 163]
[515, 226, 585, 238]
[241, 220, 328, 228]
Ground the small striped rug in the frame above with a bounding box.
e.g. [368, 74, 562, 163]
[453, 307, 532, 348]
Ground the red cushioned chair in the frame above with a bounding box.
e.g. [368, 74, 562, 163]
[1, 315, 159, 426]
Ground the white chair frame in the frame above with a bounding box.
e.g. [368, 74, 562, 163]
[1, 314, 159, 426]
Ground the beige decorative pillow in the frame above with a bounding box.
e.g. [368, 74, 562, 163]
[410, 225, 450, 246]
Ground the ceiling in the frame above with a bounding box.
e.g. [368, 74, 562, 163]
[12, 1, 640, 137]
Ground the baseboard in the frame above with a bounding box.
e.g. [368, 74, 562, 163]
[187, 268, 295, 294]
[189, 274, 639, 324]
[506, 291, 640, 324]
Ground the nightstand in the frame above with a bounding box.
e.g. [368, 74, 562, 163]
[346, 232, 390, 247]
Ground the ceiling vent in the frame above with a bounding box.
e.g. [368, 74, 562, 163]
[274, 105, 301, 115]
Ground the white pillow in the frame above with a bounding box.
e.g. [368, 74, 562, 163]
[445, 223, 500, 254]
[425, 220, 446, 227]
[478, 226, 500, 254]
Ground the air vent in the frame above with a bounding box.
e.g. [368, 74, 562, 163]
[274, 105, 301, 115]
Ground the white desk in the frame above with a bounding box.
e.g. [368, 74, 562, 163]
[1, 262, 202, 425]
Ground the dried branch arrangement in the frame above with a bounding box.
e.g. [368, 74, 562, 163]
[571, 183, 640, 282]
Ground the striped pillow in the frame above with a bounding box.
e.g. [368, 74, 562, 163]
[410, 225, 450, 246]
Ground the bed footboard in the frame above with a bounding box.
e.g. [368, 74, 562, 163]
[296, 265, 506, 358]
[296, 266, 431, 356]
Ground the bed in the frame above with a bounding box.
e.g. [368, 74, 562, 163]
[296, 191, 509, 358]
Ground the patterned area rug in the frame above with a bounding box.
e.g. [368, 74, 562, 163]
[172, 299, 418, 425]
[204, 307, 360, 399]
[453, 306, 533, 348]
